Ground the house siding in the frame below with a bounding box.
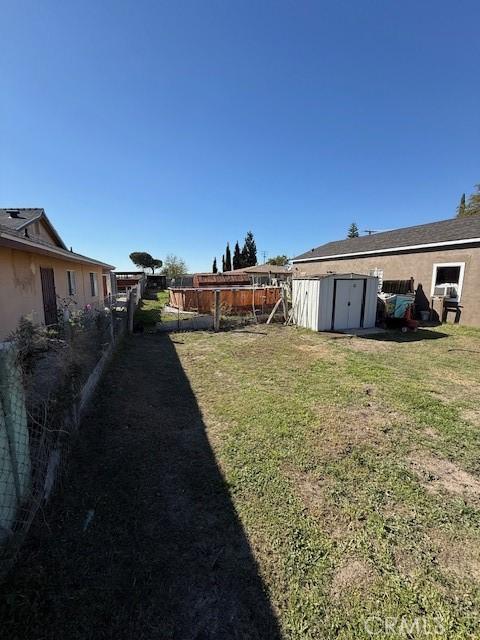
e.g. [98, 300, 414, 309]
[293, 246, 480, 327]
[0, 247, 109, 340]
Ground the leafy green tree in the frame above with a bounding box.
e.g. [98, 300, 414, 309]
[456, 193, 467, 218]
[241, 230, 257, 267]
[225, 242, 232, 271]
[347, 222, 359, 238]
[267, 255, 289, 266]
[212, 257, 218, 273]
[233, 241, 242, 269]
[129, 252, 163, 274]
[161, 254, 188, 279]
[222, 255, 225, 272]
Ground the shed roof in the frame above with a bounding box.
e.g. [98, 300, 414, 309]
[293, 273, 377, 280]
[293, 216, 480, 262]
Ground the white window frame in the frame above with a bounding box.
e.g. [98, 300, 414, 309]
[430, 262, 465, 301]
[67, 270, 77, 296]
[89, 272, 98, 297]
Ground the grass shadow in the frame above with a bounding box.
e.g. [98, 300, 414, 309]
[360, 328, 449, 343]
[0, 334, 282, 639]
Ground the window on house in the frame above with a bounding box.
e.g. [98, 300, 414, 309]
[67, 270, 77, 296]
[431, 263, 465, 300]
[90, 272, 98, 297]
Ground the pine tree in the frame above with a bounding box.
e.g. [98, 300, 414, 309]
[222, 255, 225, 272]
[456, 193, 467, 218]
[347, 222, 359, 238]
[241, 231, 257, 267]
[465, 185, 480, 217]
[212, 257, 218, 273]
[225, 243, 232, 271]
[233, 241, 242, 270]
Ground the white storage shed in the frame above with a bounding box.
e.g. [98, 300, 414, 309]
[292, 273, 379, 332]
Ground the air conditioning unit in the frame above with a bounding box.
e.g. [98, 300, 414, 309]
[434, 284, 458, 298]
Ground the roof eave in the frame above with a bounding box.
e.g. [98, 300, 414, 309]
[292, 237, 480, 263]
[0, 231, 115, 270]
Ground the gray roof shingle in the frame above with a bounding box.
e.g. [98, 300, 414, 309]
[293, 216, 480, 261]
[0, 208, 44, 231]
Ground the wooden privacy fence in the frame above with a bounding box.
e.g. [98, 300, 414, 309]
[169, 286, 282, 314]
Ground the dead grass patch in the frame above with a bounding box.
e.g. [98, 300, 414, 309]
[393, 548, 419, 578]
[284, 466, 354, 539]
[311, 404, 405, 458]
[342, 337, 394, 353]
[462, 408, 480, 427]
[430, 532, 480, 583]
[408, 452, 480, 504]
[330, 558, 376, 600]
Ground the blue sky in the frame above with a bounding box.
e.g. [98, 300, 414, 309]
[2, 1, 479, 272]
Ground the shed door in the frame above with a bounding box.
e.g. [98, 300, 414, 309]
[40, 267, 58, 326]
[333, 280, 364, 330]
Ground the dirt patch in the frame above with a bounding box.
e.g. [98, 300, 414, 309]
[330, 558, 376, 600]
[423, 427, 440, 440]
[311, 404, 405, 458]
[408, 452, 480, 504]
[284, 466, 355, 539]
[430, 532, 480, 583]
[394, 549, 419, 578]
[294, 336, 347, 362]
[343, 338, 394, 353]
[462, 408, 480, 427]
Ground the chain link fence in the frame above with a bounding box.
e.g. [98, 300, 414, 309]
[0, 301, 127, 578]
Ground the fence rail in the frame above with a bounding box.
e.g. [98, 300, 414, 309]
[169, 286, 282, 315]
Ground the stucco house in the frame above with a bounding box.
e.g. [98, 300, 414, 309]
[0, 208, 115, 341]
[292, 217, 480, 326]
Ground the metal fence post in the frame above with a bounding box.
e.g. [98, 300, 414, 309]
[127, 291, 135, 334]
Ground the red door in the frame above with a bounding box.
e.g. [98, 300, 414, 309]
[40, 267, 58, 326]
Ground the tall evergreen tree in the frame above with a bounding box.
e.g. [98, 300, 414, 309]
[222, 254, 225, 272]
[456, 193, 467, 218]
[233, 241, 242, 270]
[465, 185, 480, 217]
[347, 222, 360, 238]
[241, 230, 257, 267]
[212, 257, 218, 273]
[225, 243, 232, 271]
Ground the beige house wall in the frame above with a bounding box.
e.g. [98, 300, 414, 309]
[0, 246, 108, 340]
[293, 245, 480, 327]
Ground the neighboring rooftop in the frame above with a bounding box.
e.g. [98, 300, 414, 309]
[224, 264, 291, 274]
[0, 207, 114, 269]
[0, 208, 44, 231]
[293, 216, 480, 261]
[0, 207, 67, 249]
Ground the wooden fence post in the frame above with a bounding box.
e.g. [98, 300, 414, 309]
[281, 286, 288, 322]
[214, 289, 221, 332]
